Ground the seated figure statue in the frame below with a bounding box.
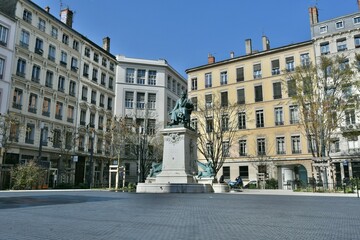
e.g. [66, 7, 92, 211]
[169, 91, 193, 126]
[197, 160, 215, 178]
[148, 162, 162, 178]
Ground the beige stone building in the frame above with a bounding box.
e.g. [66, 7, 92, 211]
[187, 38, 315, 189]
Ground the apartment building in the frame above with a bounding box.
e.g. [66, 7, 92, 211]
[1, 0, 116, 188]
[187, 38, 315, 189]
[310, 4, 360, 185]
[115, 55, 187, 183]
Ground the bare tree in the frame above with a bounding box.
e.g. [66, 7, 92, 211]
[192, 92, 246, 179]
[0, 113, 22, 164]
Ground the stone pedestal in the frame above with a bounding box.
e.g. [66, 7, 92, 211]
[136, 126, 212, 193]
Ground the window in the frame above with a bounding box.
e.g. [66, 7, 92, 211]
[222, 141, 230, 157]
[254, 85, 263, 102]
[82, 86, 88, 101]
[354, 16, 360, 24]
[80, 110, 86, 125]
[206, 142, 214, 157]
[91, 90, 97, 104]
[109, 77, 113, 90]
[148, 70, 157, 85]
[238, 112, 246, 129]
[110, 62, 115, 72]
[25, 124, 35, 144]
[53, 129, 61, 148]
[355, 35, 360, 48]
[319, 25, 328, 34]
[99, 94, 104, 107]
[273, 82, 282, 99]
[28, 93, 37, 113]
[347, 136, 359, 151]
[287, 79, 296, 97]
[20, 30, 29, 48]
[191, 118, 198, 130]
[289, 105, 299, 124]
[45, 71, 53, 88]
[93, 53, 99, 62]
[83, 63, 89, 77]
[55, 102, 63, 120]
[239, 140, 247, 156]
[271, 59, 280, 75]
[191, 97, 197, 111]
[221, 91, 228, 107]
[73, 40, 79, 51]
[137, 69, 146, 84]
[285, 56, 295, 72]
[291, 136, 301, 154]
[222, 166, 230, 180]
[257, 138, 266, 156]
[99, 73, 106, 86]
[276, 137, 286, 154]
[136, 92, 145, 109]
[42, 98, 51, 116]
[71, 57, 78, 71]
[12, 88, 23, 110]
[84, 47, 90, 57]
[58, 76, 65, 92]
[69, 81, 76, 96]
[67, 106, 74, 123]
[236, 67, 244, 82]
[148, 93, 156, 109]
[92, 68, 98, 82]
[205, 73, 212, 88]
[320, 42, 330, 55]
[221, 114, 229, 131]
[41, 127, 49, 146]
[330, 139, 340, 153]
[78, 135, 85, 151]
[172, 79, 176, 92]
[220, 71, 227, 85]
[60, 51, 67, 66]
[237, 88, 245, 104]
[177, 83, 181, 95]
[256, 109, 264, 128]
[274, 107, 284, 126]
[300, 53, 310, 67]
[253, 63, 262, 79]
[23, 9, 32, 23]
[339, 58, 349, 71]
[0, 24, 9, 46]
[0, 58, 4, 79]
[125, 91, 134, 108]
[38, 18, 46, 31]
[48, 45, 56, 61]
[34, 38, 43, 55]
[16, 58, 26, 77]
[90, 113, 95, 128]
[62, 34, 69, 45]
[205, 94, 212, 108]
[206, 117, 213, 133]
[307, 136, 317, 154]
[126, 68, 135, 83]
[31, 65, 41, 83]
[107, 97, 113, 110]
[239, 166, 249, 179]
[191, 78, 198, 90]
[345, 109, 356, 125]
[147, 119, 156, 135]
[337, 38, 347, 52]
[98, 115, 104, 129]
[51, 26, 58, 38]
[336, 21, 344, 29]
[102, 57, 107, 67]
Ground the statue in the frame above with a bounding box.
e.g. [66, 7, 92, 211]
[197, 160, 215, 178]
[148, 162, 162, 178]
[169, 91, 194, 126]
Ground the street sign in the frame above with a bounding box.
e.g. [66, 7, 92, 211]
[72, 155, 78, 162]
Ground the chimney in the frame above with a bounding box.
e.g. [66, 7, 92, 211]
[230, 51, 234, 58]
[358, 0, 360, 11]
[262, 36, 270, 51]
[245, 39, 252, 55]
[60, 8, 73, 28]
[44, 6, 50, 13]
[309, 7, 319, 25]
[208, 53, 215, 64]
[103, 37, 110, 52]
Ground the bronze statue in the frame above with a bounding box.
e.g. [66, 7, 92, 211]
[169, 91, 194, 126]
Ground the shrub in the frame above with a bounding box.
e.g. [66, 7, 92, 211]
[11, 160, 46, 190]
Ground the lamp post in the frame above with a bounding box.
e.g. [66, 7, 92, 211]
[87, 129, 94, 188]
[38, 121, 44, 163]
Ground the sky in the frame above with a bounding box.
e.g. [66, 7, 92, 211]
[31, 0, 357, 78]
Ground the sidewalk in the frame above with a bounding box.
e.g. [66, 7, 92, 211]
[231, 188, 360, 197]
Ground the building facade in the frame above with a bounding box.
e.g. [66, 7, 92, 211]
[310, 4, 360, 186]
[187, 38, 315, 189]
[0, 0, 116, 189]
[115, 55, 187, 183]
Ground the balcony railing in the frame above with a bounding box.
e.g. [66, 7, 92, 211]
[28, 107, 37, 114]
[42, 111, 50, 117]
[25, 138, 34, 144]
[55, 114, 62, 120]
[12, 102, 22, 110]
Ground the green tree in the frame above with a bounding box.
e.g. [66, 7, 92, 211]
[11, 160, 46, 190]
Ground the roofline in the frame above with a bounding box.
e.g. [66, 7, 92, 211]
[24, 0, 116, 60]
[185, 40, 313, 74]
[313, 11, 360, 27]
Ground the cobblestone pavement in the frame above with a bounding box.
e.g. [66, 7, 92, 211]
[0, 190, 359, 240]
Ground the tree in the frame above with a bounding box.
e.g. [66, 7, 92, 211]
[11, 160, 46, 190]
[192, 92, 246, 180]
[0, 113, 22, 165]
[286, 55, 359, 187]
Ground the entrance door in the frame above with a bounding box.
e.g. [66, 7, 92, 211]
[282, 167, 294, 190]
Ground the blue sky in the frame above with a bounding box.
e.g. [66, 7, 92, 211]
[32, 0, 357, 77]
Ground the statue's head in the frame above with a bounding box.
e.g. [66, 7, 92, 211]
[181, 91, 187, 98]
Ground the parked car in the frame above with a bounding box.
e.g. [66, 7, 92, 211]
[244, 180, 257, 189]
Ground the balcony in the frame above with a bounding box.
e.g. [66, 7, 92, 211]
[290, 119, 299, 124]
[82, 96, 87, 101]
[275, 121, 284, 126]
[272, 68, 280, 75]
[78, 146, 84, 152]
[12, 102, 22, 110]
[19, 41, 29, 49]
[67, 117, 74, 123]
[55, 114, 63, 120]
[48, 55, 55, 62]
[28, 107, 37, 114]
[292, 150, 302, 154]
[32, 77, 40, 83]
[92, 77, 97, 82]
[60, 61, 67, 67]
[98, 125, 103, 130]
[16, 71, 25, 78]
[80, 121, 86, 126]
[89, 123, 95, 128]
[71, 66, 78, 72]
[69, 91, 76, 97]
[99, 103, 104, 108]
[45, 82, 53, 88]
[25, 138, 34, 144]
[42, 111, 50, 117]
[58, 87, 65, 93]
[42, 141, 48, 146]
[277, 151, 286, 155]
[83, 73, 89, 78]
[91, 99, 96, 104]
[35, 48, 43, 55]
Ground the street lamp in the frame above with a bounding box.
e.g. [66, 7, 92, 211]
[86, 128, 95, 188]
[38, 121, 44, 163]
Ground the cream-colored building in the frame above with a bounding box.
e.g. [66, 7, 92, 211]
[187, 38, 315, 189]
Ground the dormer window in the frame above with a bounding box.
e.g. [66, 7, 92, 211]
[336, 21, 344, 29]
[319, 25, 328, 34]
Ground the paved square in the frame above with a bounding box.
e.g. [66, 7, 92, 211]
[0, 190, 359, 240]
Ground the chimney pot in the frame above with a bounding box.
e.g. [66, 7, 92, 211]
[230, 51, 234, 58]
[208, 53, 215, 64]
[358, 0, 360, 11]
[60, 8, 74, 28]
[245, 39, 252, 55]
[309, 7, 319, 25]
[262, 36, 270, 51]
[103, 37, 110, 52]
[45, 6, 50, 13]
